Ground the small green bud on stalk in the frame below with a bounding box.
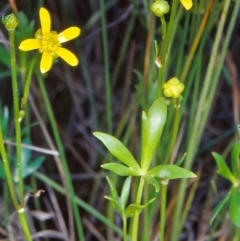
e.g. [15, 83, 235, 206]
[150, 0, 170, 17]
[2, 13, 18, 31]
[163, 77, 185, 99]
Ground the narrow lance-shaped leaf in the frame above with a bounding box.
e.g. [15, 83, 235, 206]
[210, 190, 232, 225]
[229, 187, 240, 227]
[143, 175, 160, 192]
[212, 152, 235, 184]
[105, 176, 123, 215]
[231, 142, 240, 178]
[147, 164, 196, 179]
[106, 176, 119, 201]
[120, 177, 131, 210]
[175, 153, 187, 166]
[141, 97, 167, 171]
[102, 163, 140, 176]
[93, 132, 140, 170]
[125, 198, 155, 218]
[23, 156, 45, 179]
[104, 195, 120, 213]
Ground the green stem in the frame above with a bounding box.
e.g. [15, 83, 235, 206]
[37, 76, 85, 241]
[168, 99, 180, 163]
[9, 30, 23, 203]
[157, 0, 178, 96]
[99, 0, 112, 134]
[18, 208, 33, 241]
[20, 55, 37, 113]
[0, 126, 18, 210]
[159, 15, 167, 49]
[160, 181, 168, 241]
[4, 24, 33, 241]
[132, 177, 145, 241]
[123, 216, 128, 241]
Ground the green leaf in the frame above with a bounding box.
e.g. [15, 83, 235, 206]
[147, 164, 196, 179]
[0, 45, 10, 67]
[125, 198, 155, 218]
[13, 139, 45, 181]
[120, 177, 131, 210]
[144, 175, 160, 192]
[23, 156, 45, 179]
[0, 160, 5, 179]
[104, 195, 120, 212]
[105, 177, 123, 215]
[15, 11, 35, 45]
[106, 176, 119, 201]
[175, 153, 187, 166]
[212, 152, 235, 184]
[210, 190, 231, 224]
[231, 142, 240, 178]
[102, 163, 140, 176]
[141, 97, 167, 171]
[93, 132, 140, 170]
[229, 187, 240, 227]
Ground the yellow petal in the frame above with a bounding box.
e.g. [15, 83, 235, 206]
[55, 47, 78, 66]
[40, 51, 53, 73]
[180, 0, 193, 10]
[58, 27, 81, 43]
[40, 7, 51, 34]
[19, 39, 41, 51]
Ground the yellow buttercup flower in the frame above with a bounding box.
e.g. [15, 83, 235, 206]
[180, 0, 193, 10]
[19, 7, 81, 73]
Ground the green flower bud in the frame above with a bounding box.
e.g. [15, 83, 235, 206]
[2, 13, 18, 31]
[150, 1, 170, 17]
[163, 77, 185, 99]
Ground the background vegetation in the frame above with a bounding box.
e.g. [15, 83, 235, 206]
[0, 0, 239, 240]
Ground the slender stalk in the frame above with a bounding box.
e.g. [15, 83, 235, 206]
[18, 208, 33, 241]
[160, 181, 168, 241]
[143, 15, 154, 104]
[123, 216, 128, 241]
[168, 99, 180, 163]
[3, 21, 33, 241]
[159, 15, 167, 48]
[9, 30, 23, 203]
[37, 76, 85, 241]
[99, 0, 112, 134]
[20, 55, 37, 113]
[0, 126, 18, 210]
[157, 0, 178, 96]
[132, 177, 145, 241]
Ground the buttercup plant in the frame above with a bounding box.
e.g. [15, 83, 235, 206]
[94, 97, 196, 241]
[1, 12, 33, 241]
[0, 7, 81, 241]
[93, 1, 195, 240]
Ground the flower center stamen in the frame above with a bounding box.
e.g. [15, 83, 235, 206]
[36, 30, 61, 53]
